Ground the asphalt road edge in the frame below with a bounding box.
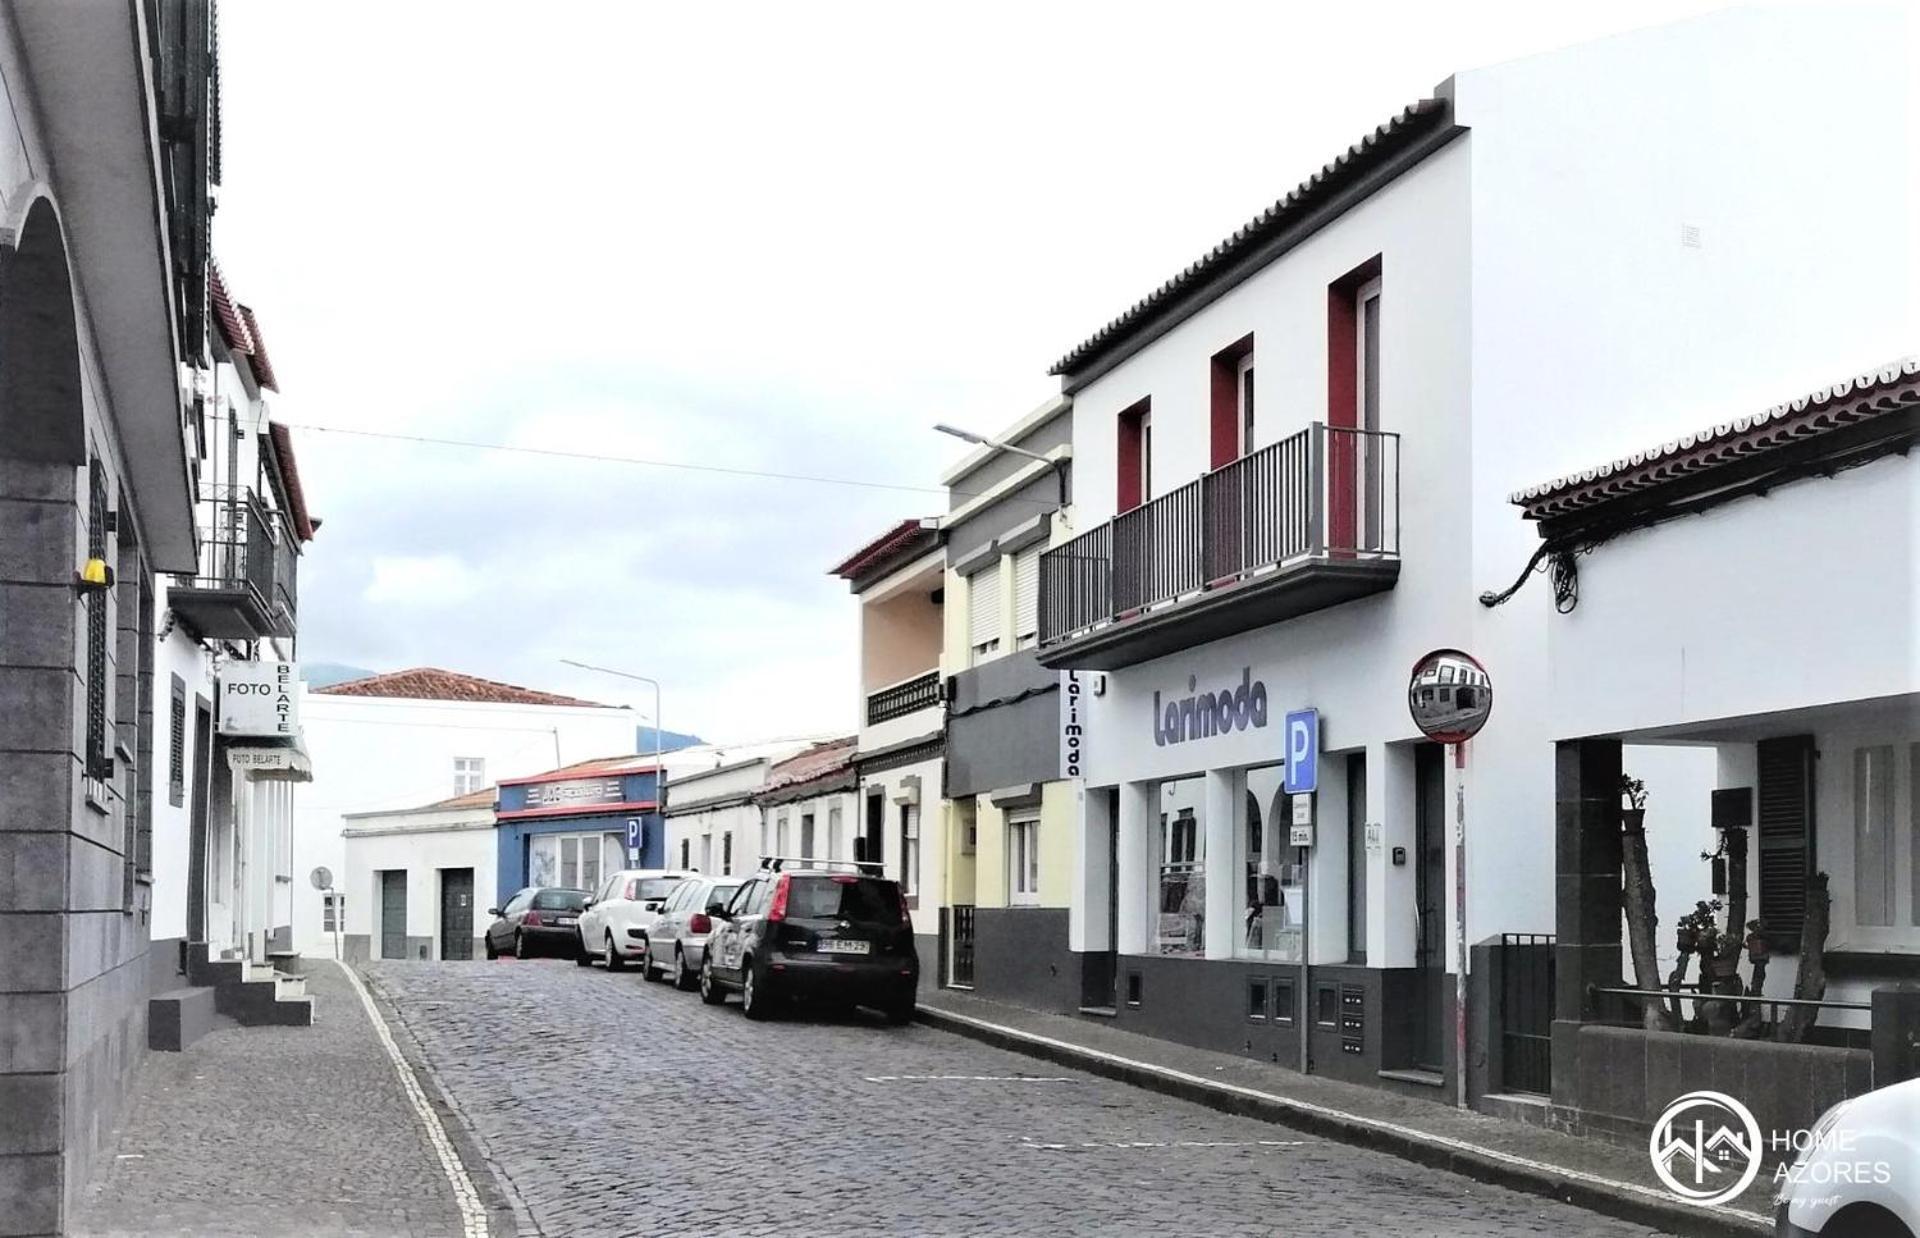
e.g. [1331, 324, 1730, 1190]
[916, 1004, 1771, 1238]
[354, 963, 544, 1238]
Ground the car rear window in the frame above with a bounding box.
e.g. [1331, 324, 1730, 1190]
[633, 877, 682, 901]
[786, 876, 899, 922]
[533, 889, 586, 911]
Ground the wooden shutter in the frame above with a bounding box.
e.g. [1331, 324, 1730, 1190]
[1012, 546, 1040, 646]
[968, 565, 1002, 653]
[1757, 735, 1816, 948]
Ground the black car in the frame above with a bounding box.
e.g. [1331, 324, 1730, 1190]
[699, 860, 918, 1022]
[484, 886, 588, 959]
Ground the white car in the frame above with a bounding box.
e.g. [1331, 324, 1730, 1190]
[575, 869, 696, 971]
[1775, 1076, 1920, 1238]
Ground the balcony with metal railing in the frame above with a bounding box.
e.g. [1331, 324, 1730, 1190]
[1038, 422, 1400, 670]
[169, 485, 298, 641]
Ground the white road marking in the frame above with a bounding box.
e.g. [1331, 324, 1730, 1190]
[932, 1007, 1768, 1225]
[337, 961, 491, 1238]
[1019, 1138, 1307, 1151]
[864, 1067, 1075, 1074]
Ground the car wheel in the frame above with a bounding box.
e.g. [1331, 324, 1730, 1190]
[573, 931, 592, 966]
[699, 954, 726, 1005]
[640, 937, 662, 982]
[484, 936, 498, 960]
[514, 931, 529, 960]
[673, 947, 698, 992]
[741, 958, 775, 1021]
[604, 933, 625, 971]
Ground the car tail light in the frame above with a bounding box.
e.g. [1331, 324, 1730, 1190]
[896, 887, 912, 927]
[689, 912, 711, 934]
[767, 874, 791, 923]
[524, 910, 543, 927]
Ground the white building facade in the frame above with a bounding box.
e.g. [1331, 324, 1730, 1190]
[294, 669, 638, 957]
[340, 791, 497, 963]
[1030, 6, 1912, 1105]
[749, 738, 860, 878]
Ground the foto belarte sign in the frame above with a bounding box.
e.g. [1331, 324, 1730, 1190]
[218, 661, 299, 737]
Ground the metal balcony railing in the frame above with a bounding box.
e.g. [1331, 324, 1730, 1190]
[1040, 423, 1400, 646]
[190, 484, 275, 604]
[172, 485, 297, 641]
[866, 670, 941, 727]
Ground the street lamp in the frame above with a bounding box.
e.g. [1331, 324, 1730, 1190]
[933, 423, 1069, 510]
[560, 659, 666, 863]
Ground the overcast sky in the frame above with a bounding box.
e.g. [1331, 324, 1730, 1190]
[217, 0, 1732, 743]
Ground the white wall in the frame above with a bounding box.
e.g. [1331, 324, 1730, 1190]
[294, 694, 636, 954]
[343, 812, 497, 961]
[147, 595, 207, 944]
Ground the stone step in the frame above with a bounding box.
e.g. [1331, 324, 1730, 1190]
[148, 986, 218, 1052]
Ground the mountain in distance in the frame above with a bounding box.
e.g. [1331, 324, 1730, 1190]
[636, 725, 704, 753]
[300, 662, 377, 689]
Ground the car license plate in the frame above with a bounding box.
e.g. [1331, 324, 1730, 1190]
[819, 939, 870, 955]
[556, 917, 576, 927]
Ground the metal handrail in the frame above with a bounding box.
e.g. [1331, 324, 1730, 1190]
[1590, 985, 1870, 1012]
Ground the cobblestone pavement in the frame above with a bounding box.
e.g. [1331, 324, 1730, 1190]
[71, 962, 465, 1238]
[366, 958, 1681, 1238]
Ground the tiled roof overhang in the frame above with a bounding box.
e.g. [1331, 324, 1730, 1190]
[828, 518, 939, 586]
[1049, 97, 1462, 389]
[1513, 356, 1920, 539]
[266, 422, 317, 541]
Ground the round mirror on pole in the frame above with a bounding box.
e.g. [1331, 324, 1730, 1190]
[1407, 649, 1492, 744]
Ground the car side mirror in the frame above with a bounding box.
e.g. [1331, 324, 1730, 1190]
[643, 899, 665, 912]
[487, 908, 502, 918]
[708, 903, 732, 920]
[582, 898, 595, 909]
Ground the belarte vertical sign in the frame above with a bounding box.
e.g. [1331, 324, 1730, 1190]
[218, 661, 300, 737]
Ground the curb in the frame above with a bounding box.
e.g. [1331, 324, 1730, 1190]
[915, 1004, 1771, 1238]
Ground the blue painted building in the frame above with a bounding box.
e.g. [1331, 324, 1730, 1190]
[494, 756, 665, 904]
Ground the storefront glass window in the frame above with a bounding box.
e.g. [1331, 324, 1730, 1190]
[1155, 776, 1205, 956]
[1239, 764, 1302, 962]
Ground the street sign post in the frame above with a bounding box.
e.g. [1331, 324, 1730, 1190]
[1408, 649, 1493, 1109]
[1283, 709, 1318, 794]
[310, 867, 338, 961]
[625, 817, 642, 865]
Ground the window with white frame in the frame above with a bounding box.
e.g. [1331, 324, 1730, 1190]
[1011, 545, 1040, 650]
[1237, 351, 1256, 455]
[1854, 746, 1897, 927]
[827, 805, 842, 861]
[968, 564, 1003, 664]
[322, 892, 345, 933]
[453, 757, 486, 795]
[1009, 813, 1040, 905]
[699, 833, 712, 874]
[901, 803, 920, 898]
[776, 812, 790, 857]
[530, 831, 617, 891]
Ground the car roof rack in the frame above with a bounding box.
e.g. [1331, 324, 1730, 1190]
[756, 855, 884, 874]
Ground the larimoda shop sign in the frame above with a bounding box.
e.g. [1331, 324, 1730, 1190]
[1059, 670, 1088, 780]
[218, 661, 299, 737]
[1153, 668, 1268, 747]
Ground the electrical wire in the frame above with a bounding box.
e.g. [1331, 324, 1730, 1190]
[273, 421, 1059, 507]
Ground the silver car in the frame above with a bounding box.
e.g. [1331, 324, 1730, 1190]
[642, 874, 743, 990]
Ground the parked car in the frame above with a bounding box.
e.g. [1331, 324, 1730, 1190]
[642, 874, 744, 989]
[699, 860, 918, 1022]
[1775, 1076, 1920, 1237]
[484, 887, 588, 959]
[576, 869, 696, 970]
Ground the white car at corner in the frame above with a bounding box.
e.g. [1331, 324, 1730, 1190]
[576, 869, 696, 972]
[1775, 1076, 1920, 1238]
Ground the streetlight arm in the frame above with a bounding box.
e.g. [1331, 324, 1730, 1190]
[931, 424, 1070, 509]
[559, 659, 667, 859]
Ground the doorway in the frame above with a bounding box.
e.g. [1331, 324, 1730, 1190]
[380, 870, 408, 960]
[1412, 743, 1446, 1070]
[439, 868, 474, 960]
[187, 697, 212, 944]
[858, 789, 884, 867]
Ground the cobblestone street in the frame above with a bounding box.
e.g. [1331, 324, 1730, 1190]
[366, 958, 1681, 1238]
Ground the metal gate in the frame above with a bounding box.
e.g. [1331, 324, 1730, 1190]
[1498, 933, 1555, 1094]
[949, 904, 976, 988]
[440, 869, 474, 960]
[380, 871, 408, 960]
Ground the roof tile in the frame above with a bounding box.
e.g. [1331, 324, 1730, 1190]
[315, 667, 620, 708]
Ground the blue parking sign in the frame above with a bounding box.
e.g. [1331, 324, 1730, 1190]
[625, 818, 642, 850]
[1284, 709, 1318, 794]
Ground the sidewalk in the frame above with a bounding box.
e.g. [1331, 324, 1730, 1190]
[917, 989, 1772, 1238]
[70, 962, 483, 1238]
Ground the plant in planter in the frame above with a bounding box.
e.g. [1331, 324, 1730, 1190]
[1619, 774, 1674, 1030]
[1668, 899, 1720, 1026]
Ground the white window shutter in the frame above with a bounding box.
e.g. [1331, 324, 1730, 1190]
[1012, 546, 1040, 645]
[968, 565, 1002, 652]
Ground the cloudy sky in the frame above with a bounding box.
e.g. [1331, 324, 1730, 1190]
[216, 0, 1729, 742]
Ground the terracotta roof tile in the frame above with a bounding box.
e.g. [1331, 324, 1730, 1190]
[759, 736, 857, 794]
[1050, 98, 1455, 378]
[500, 753, 663, 785]
[424, 787, 498, 810]
[829, 518, 937, 580]
[315, 667, 620, 708]
[239, 305, 280, 392]
[1513, 356, 1920, 520]
[209, 262, 252, 354]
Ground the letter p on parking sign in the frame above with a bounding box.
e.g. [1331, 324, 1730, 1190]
[1283, 709, 1318, 794]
